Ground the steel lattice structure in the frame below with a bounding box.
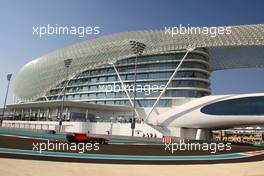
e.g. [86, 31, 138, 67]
[14, 24, 264, 101]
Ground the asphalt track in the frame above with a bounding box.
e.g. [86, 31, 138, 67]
[0, 129, 148, 144]
[0, 134, 264, 164]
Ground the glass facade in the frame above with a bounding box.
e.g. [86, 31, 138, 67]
[42, 49, 211, 107]
[201, 96, 264, 115]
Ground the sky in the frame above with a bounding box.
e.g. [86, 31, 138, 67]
[0, 0, 264, 106]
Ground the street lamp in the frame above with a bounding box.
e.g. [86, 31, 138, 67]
[1, 74, 12, 124]
[59, 59, 72, 132]
[129, 40, 146, 136]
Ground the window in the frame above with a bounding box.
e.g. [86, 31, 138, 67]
[89, 93, 96, 98]
[201, 96, 264, 115]
[97, 93, 106, 98]
[89, 85, 97, 91]
[82, 94, 88, 99]
[108, 76, 116, 82]
[91, 77, 98, 83]
[99, 77, 106, 82]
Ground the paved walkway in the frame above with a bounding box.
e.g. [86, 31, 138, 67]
[0, 158, 263, 176]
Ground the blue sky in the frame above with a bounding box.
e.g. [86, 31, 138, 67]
[0, 0, 264, 106]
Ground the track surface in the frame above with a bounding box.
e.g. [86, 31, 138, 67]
[0, 135, 264, 164]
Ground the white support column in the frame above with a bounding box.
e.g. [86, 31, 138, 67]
[109, 62, 140, 118]
[145, 48, 195, 121]
[37, 109, 41, 121]
[195, 129, 202, 140]
[21, 109, 24, 120]
[29, 108, 32, 118]
[46, 108, 50, 121]
[85, 109, 89, 122]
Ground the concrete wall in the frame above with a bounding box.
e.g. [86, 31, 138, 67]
[2, 121, 59, 131]
[2, 120, 163, 138]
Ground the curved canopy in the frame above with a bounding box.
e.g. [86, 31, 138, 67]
[14, 24, 264, 101]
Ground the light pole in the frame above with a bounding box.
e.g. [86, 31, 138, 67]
[129, 41, 146, 136]
[1, 74, 12, 123]
[59, 59, 72, 132]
